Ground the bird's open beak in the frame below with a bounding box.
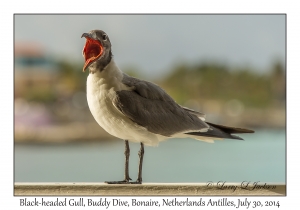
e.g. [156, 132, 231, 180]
[81, 33, 104, 72]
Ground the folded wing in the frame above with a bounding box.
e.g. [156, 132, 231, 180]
[113, 74, 209, 137]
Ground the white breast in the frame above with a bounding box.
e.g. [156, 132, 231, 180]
[86, 60, 162, 146]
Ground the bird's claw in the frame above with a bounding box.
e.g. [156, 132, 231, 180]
[105, 178, 142, 184]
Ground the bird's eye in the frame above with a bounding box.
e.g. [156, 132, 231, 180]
[102, 34, 107, 40]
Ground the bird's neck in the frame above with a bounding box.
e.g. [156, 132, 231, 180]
[87, 59, 128, 91]
[92, 58, 122, 77]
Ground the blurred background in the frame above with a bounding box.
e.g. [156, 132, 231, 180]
[14, 14, 285, 183]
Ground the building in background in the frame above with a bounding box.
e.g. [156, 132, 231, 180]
[15, 42, 58, 99]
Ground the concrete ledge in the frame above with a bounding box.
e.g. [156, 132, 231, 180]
[14, 183, 285, 196]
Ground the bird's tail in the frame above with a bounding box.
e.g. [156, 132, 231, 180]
[185, 122, 254, 141]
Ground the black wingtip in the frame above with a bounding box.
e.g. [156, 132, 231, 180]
[231, 134, 244, 140]
[185, 123, 251, 141]
[206, 122, 255, 134]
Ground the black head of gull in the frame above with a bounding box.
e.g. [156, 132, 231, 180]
[81, 30, 113, 73]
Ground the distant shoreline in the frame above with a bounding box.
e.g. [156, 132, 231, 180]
[14, 121, 285, 144]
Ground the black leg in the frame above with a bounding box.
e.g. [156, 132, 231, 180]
[130, 142, 144, 184]
[105, 141, 144, 184]
[124, 140, 131, 181]
[105, 140, 132, 184]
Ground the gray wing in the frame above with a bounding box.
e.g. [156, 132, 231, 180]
[180, 106, 206, 120]
[113, 74, 208, 137]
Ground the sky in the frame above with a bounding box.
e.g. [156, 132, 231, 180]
[15, 15, 285, 78]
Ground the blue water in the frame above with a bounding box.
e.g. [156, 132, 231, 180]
[14, 129, 285, 183]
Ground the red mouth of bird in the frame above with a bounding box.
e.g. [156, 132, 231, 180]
[82, 38, 103, 72]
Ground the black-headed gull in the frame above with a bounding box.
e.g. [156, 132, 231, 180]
[81, 30, 254, 184]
